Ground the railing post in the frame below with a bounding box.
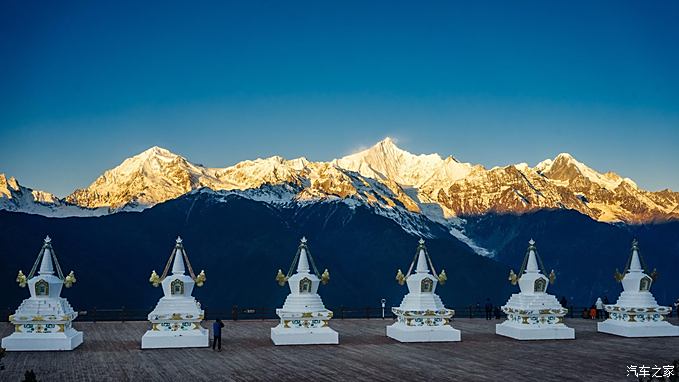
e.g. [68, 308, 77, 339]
[366, 307, 370, 319]
[381, 298, 386, 319]
[340, 306, 345, 320]
[93, 307, 97, 323]
[468, 306, 472, 319]
[121, 306, 126, 323]
[232, 305, 238, 321]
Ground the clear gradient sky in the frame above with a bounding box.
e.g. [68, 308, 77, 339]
[1, 1, 678, 197]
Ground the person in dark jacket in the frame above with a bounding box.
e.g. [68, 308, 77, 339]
[484, 298, 493, 320]
[212, 318, 224, 351]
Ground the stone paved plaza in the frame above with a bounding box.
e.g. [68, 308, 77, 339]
[1, 318, 678, 381]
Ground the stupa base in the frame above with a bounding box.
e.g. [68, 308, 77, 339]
[495, 322, 574, 340]
[141, 328, 209, 349]
[1, 328, 83, 351]
[597, 320, 679, 338]
[270, 326, 339, 345]
[386, 323, 461, 342]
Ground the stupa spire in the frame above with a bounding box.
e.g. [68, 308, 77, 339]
[171, 236, 186, 275]
[415, 239, 430, 274]
[525, 239, 539, 274]
[628, 239, 642, 272]
[297, 237, 310, 273]
[38, 236, 55, 275]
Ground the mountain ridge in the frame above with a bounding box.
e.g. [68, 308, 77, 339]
[2, 138, 678, 225]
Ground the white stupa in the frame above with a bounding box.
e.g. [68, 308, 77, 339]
[141, 237, 208, 349]
[2, 236, 83, 351]
[271, 237, 338, 345]
[598, 239, 679, 337]
[496, 239, 574, 340]
[387, 239, 460, 342]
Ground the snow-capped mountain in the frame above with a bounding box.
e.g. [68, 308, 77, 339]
[63, 146, 418, 213]
[0, 174, 106, 217]
[334, 140, 679, 224]
[1, 173, 59, 208]
[531, 153, 679, 222]
[65, 146, 227, 209]
[334, 137, 474, 188]
[4, 138, 679, 226]
[58, 145, 431, 238]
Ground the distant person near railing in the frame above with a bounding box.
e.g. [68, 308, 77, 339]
[595, 297, 604, 320]
[484, 299, 493, 320]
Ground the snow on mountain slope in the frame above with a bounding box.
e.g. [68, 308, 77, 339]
[212, 156, 308, 190]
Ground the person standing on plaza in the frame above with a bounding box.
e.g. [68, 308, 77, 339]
[595, 297, 604, 319]
[212, 318, 224, 351]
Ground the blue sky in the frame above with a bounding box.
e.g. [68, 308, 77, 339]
[1, 1, 678, 196]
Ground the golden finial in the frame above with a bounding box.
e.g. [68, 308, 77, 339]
[276, 269, 287, 286]
[548, 270, 556, 284]
[614, 268, 624, 282]
[508, 269, 518, 285]
[64, 271, 76, 288]
[16, 270, 27, 288]
[195, 270, 206, 287]
[321, 269, 330, 285]
[149, 270, 161, 287]
[396, 269, 406, 285]
[438, 269, 447, 285]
